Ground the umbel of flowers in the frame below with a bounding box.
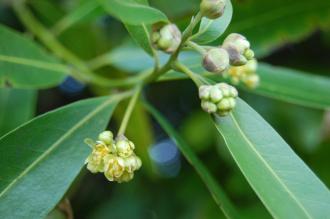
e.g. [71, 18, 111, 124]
[85, 131, 141, 183]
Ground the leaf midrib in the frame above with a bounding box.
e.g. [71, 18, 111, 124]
[228, 113, 313, 219]
[0, 97, 117, 198]
[0, 55, 69, 73]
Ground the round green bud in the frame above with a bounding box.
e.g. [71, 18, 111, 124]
[210, 86, 223, 102]
[217, 98, 231, 111]
[216, 83, 230, 97]
[199, 85, 211, 100]
[201, 101, 217, 113]
[223, 33, 250, 53]
[98, 131, 113, 145]
[202, 48, 230, 73]
[228, 97, 236, 108]
[244, 49, 255, 60]
[229, 86, 238, 97]
[152, 24, 182, 53]
[200, 0, 226, 19]
[116, 140, 134, 158]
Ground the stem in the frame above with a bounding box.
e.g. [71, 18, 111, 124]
[117, 85, 142, 136]
[173, 62, 204, 86]
[144, 12, 203, 83]
[12, 0, 149, 88]
[186, 41, 207, 55]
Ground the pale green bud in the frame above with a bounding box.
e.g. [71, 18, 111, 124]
[116, 139, 134, 158]
[98, 131, 113, 145]
[244, 49, 255, 60]
[210, 86, 223, 102]
[216, 83, 230, 97]
[202, 48, 230, 73]
[103, 155, 125, 181]
[152, 24, 182, 53]
[201, 100, 217, 113]
[217, 98, 231, 111]
[199, 85, 211, 100]
[229, 86, 238, 97]
[200, 0, 226, 19]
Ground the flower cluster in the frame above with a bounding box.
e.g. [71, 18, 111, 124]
[202, 33, 255, 74]
[85, 131, 141, 183]
[225, 59, 259, 89]
[199, 83, 238, 116]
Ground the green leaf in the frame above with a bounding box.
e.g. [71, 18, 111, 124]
[192, 0, 233, 44]
[144, 102, 241, 219]
[228, 0, 330, 57]
[0, 88, 37, 136]
[254, 63, 330, 110]
[125, 24, 153, 56]
[98, 0, 168, 25]
[52, 0, 105, 35]
[0, 24, 68, 89]
[214, 98, 330, 219]
[0, 95, 125, 218]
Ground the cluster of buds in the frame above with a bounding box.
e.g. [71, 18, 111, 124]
[202, 33, 255, 75]
[85, 131, 141, 183]
[199, 83, 238, 116]
[225, 59, 259, 89]
[200, 0, 226, 19]
[152, 24, 182, 53]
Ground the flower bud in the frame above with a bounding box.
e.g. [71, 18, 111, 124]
[199, 85, 211, 100]
[199, 83, 238, 116]
[124, 155, 142, 173]
[201, 101, 217, 113]
[85, 143, 109, 173]
[103, 155, 125, 181]
[222, 33, 254, 66]
[210, 86, 223, 102]
[200, 0, 226, 19]
[152, 24, 181, 53]
[98, 130, 113, 145]
[116, 139, 134, 158]
[243, 74, 260, 89]
[202, 48, 230, 73]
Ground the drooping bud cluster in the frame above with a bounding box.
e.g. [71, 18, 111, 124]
[222, 33, 254, 66]
[199, 83, 238, 116]
[85, 131, 142, 183]
[225, 59, 259, 89]
[200, 0, 226, 19]
[152, 24, 182, 53]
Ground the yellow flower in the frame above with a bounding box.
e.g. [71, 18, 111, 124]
[124, 154, 142, 173]
[103, 154, 125, 181]
[85, 143, 109, 173]
[115, 139, 134, 158]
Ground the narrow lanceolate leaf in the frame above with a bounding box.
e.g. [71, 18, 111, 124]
[192, 0, 233, 44]
[0, 25, 68, 89]
[145, 102, 241, 219]
[98, 0, 168, 25]
[0, 88, 37, 136]
[214, 99, 330, 219]
[0, 95, 125, 218]
[255, 63, 330, 109]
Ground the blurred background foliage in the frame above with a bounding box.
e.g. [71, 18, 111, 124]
[0, 0, 330, 218]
